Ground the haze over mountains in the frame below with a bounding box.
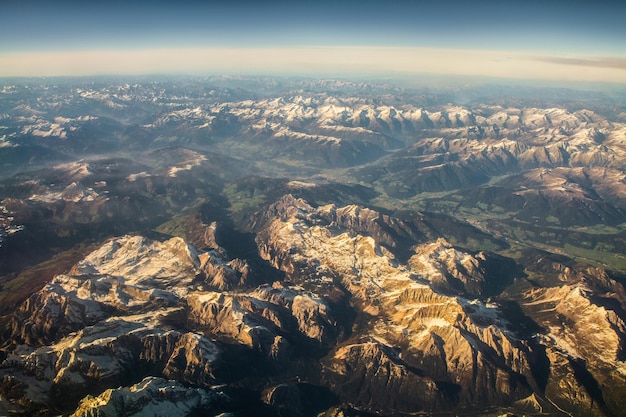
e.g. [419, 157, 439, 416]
[2, 0, 626, 82]
[0, 75, 625, 416]
[1, 0, 625, 413]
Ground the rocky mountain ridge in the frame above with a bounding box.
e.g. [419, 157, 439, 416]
[2, 77, 626, 416]
[2, 195, 624, 415]
[3, 80, 625, 175]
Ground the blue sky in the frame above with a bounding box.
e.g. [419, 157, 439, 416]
[1, 0, 625, 81]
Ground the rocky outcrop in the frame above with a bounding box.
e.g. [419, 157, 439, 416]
[0, 235, 231, 413]
[199, 250, 252, 291]
[5, 235, 202, 346]
[1, 202, 625, 416]
[70, 376, 226, 417]
[186, 283, 340, 354]
[60, 182, 100, 203]
[4, 194, 625, 417]
[255, 196, 536, 413]
[409, 238, 488, 295]
[7, 275, 115, 345]
[522, 267, 626, 416]
[542, 347, 612, 417]
[316, 203, 427, 252]
[323, 340, 447, 412]
[2, 313, 223, 409]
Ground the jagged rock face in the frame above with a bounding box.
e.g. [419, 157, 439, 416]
[2, 197, 626, 416]
[187, 283, 340, 354]
[2, 314, 223, 409]
[60, 182, 100, 203]
[315, 203, 427, 253]
[323, 341, 446, 412]
[526, 284, 626, 369]
[7, 275, 111, 345]
[255, 195, 534, 412]
[73, 235, 201, 290]
[357, 106, 626, 196]
[0, 232, 346, 414]
[199, 250, 252, 291]
[5, 234, 260, 345]
[70, 376, 227, 417]
[0, 235, 227, 412]
[522, 267, 626, 415]
[254, 194, 428, 254]
[409, 238, 488, 295]
[542, 347, 611, 417]
[6, 236, 201, 345]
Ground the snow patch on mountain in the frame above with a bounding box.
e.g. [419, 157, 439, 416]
[70, 377, 226, 417]
[524, 283, 626, 369]
[74, 235, 201, 297]
[257, 196, 531, 401]
[27, 182, 103, 203]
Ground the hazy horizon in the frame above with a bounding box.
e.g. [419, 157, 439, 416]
[1, 0, 625, 83]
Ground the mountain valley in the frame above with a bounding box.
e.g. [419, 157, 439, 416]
[1, 76, 626, 416]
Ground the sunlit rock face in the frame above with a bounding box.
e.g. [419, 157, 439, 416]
[69, 377, 228, 417]
[521, 266, 626, 415]
[2, 194, 626, 416]
[0, 230, 345, 414]
[255, 195, 536, 412]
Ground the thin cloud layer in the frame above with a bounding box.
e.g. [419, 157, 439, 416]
[531, 56, 626, 70]
[2, 1, 625, 84]
[1, 46, 625, 84]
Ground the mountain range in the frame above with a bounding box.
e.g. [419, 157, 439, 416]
[1, 76, 625, 416]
